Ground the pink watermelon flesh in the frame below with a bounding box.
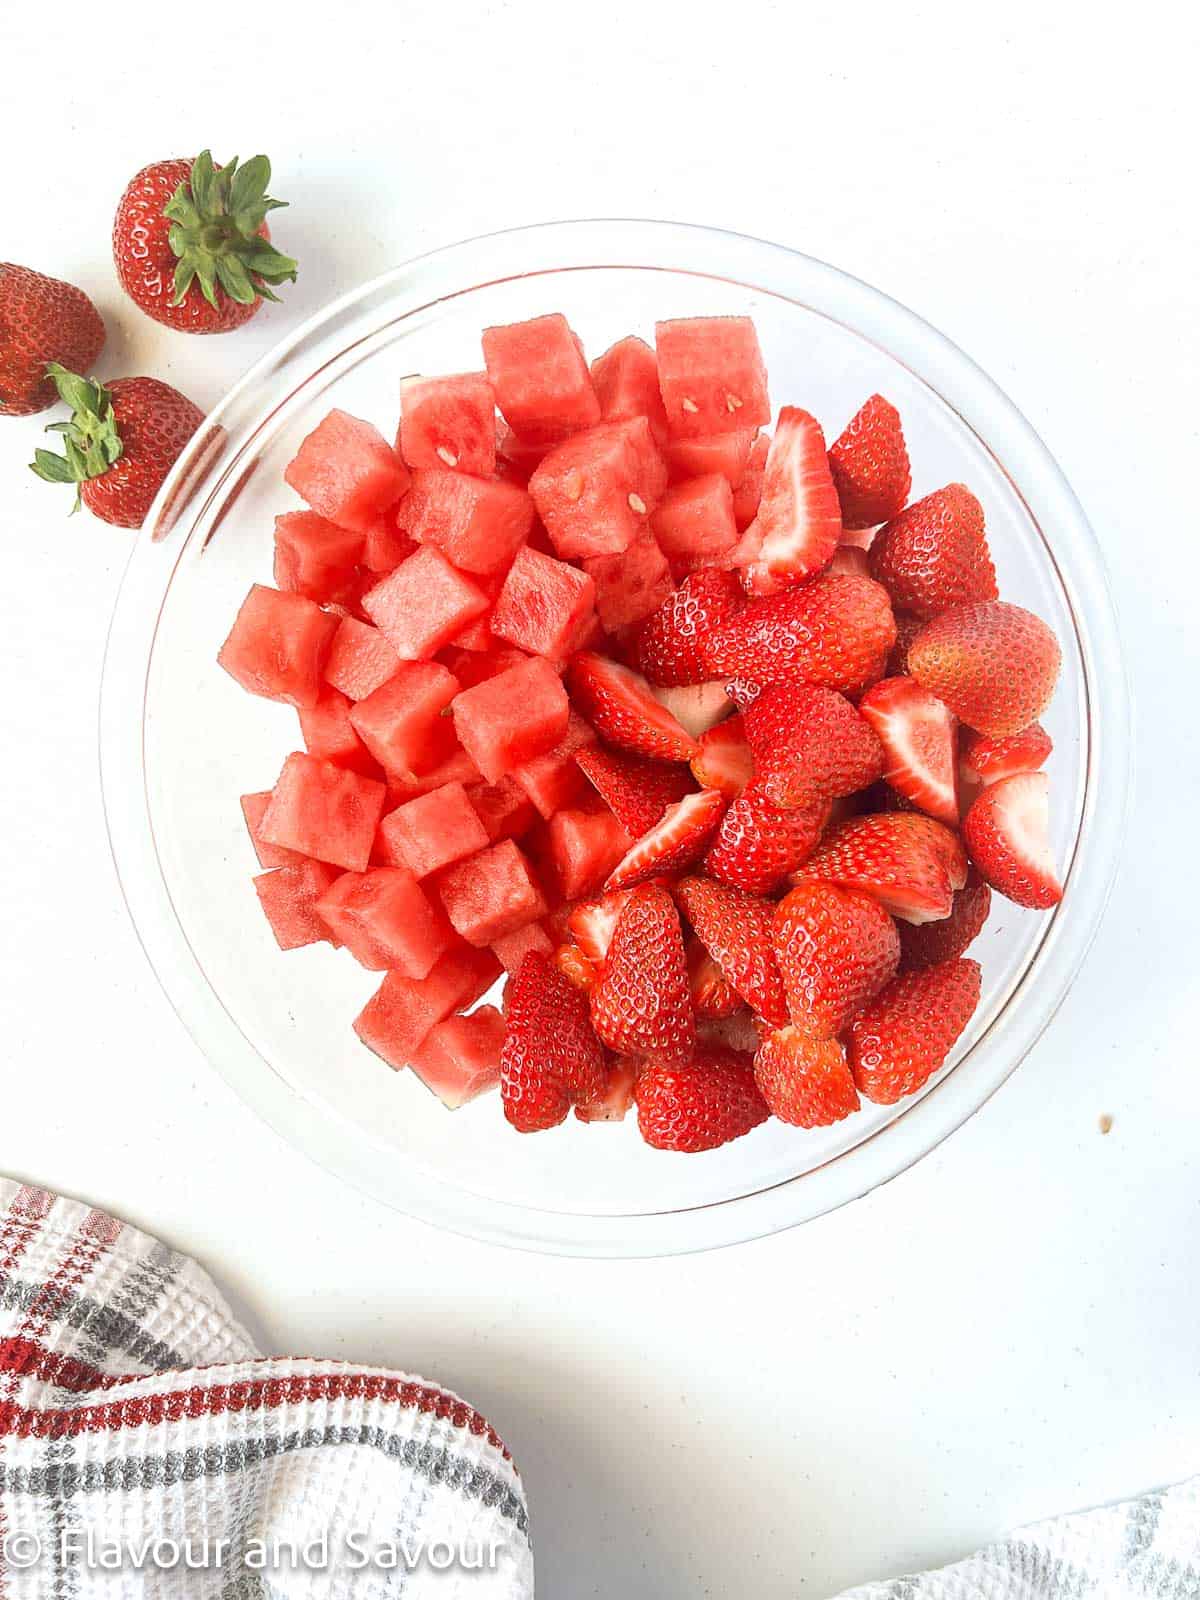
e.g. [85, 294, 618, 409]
[348, 662, 459, 780]
[409, 1005, 506, 1108]
[362, 514, 416, 574]
[218, 585, 339, 709]
[398, 372, 497, 476]
[495, 424, 545, 484]
[452, 656, 570, 783]
[590, 336, 669, 444]
[439, 644, 531, 691]
[650, 473, 739, 575]
[354, 946, 502, 1069]
[655, 317, 771, 438]
[733, 432, 769, 530]
[241, 792, 306, 869]
[490, 546, 596, 661]
[298, 689, 382, 777]
[284, 409, 411, 534]
[529, 416, 667, 560]
[273, 510, 363, 601]
[382, 747, 482, 813]
[401, 467, 534, 575]
[316, 866, 451, 976]
[466, 778, 537, 843]
[253, 859, 341, 950]
[482, 313, 600, 445]
[323, 616, 400, 702]
[490, 920, 552, 976]
[362, 544, 488, 660]
[510, 710, 596, 818]
[435, 839, 548, 946]
[583, 531, 675, 630]
[378, 781, 489, 878]
[662, 429, 756, 487]
[543, 805, 633, 900]
[260, 752, 387, 873]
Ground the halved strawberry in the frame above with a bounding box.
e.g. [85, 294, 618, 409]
[869, 484, 997, 620]
[500, 951, 607, 1132]
[899, 869, 991, 969]
[554, 942, 598, 991]
[690, 713, 754, 797]
[674, 875, 789, 1027]
[567, 888, 636, 962]
[827, 394, 911, 530]
[908, 601, 1061, 738]
[960, 723, 1053, 786]
[729, 408, 842, 596]
[742, 683, 884, 808]
[634, 1045, 769, 1152]
[795, 812, 967, 924]
[847, 957, 982, 1104]
[962, 771, 1063, 909]
[636, 568, 744, 686]
[705, 780, 829, 895]
[753, 1027, 859, 1128]
[696, 1011, 765, 1055]
[576, 744, 694, 836]
[605, 788, 726, 891]
[574, 1057, 639, 1123]
[567, 652, 699, 761]
[773, 882, 900, 1037]
[687, 941, 744, 1019]
[590, 883, 695, 1063]
[859, 675, 959, 825]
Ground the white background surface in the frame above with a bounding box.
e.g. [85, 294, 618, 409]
[2, 2, 1198, 1593]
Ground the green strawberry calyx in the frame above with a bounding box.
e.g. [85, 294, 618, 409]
[29, 364, 123, 512]
[164, 150, 298, 309]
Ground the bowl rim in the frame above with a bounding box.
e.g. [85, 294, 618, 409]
[100, 217, 1131, 1256]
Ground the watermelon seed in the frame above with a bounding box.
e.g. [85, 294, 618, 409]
[436, 446, 459, 468]
[628, 493, 647, 515]
[564, 468, 585, 502]
[681, 397, 699, 414]
[726, 393, 743, 412]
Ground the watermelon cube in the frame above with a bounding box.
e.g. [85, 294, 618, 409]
[273, 510, 364, 601]
[349, 662, 459, 779]
[298, 689, 381, 776]
[259, 752, 387, 873]
[323, 616, 401, 701]
[382, 748, 482, 811]
[467, 777, 537, 843]
[410, 1005, 506, 1108]
[436, 839, 548, 946]
[542, 805, 633, 900]
[354, 946, 502, 1069]
[490, 921, 553, 976]
[284, 409, 411, 533]
[650, 473, 739, 574]
[253, 859, 340, 950]
[315, 867, 451, 976]
[400, 467, 534, 575]
[510, 710, 596, 818]
[362, 545, 488, 660]
[398, 372, 497, 476]
[529, 417, 667, 560]
[452, 656, 570, 783]
[590, 335, 669, 443]
[583, 531, 674, 630]
[662, 429, 756, 487]
[218, 584, 339, 709]
[655, 317, 771, 438]
[482, 313, 600, 445]
[378, 781, 489, 877]
[490, 546, 596, 661]
[241, 791, 306, 869]
[439, 644, 531, 690]
[362, 513, 416, 574]
[733, 432, 770, 530]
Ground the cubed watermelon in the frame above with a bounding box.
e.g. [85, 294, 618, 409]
[361, 514, 416, 575]
[253, 859, 341, 950]
[349, 662, 459, 779]
[241, 791, 306, 869]
[452, 656, 570, 783]
[218, 585, 339, 709]
[316, 867, 451, 976]
[662, 429, 756, 487]
[400, 467, 534, 575]
[466, 777, 537, 843]
[284, 409, 411, 533]
[583, 531, 675, 630]
[378, 781, 490, 877]
[650, 473, 739, 574]
[323, 616, 401, 702]
[590, 335, 669, 443]
[362, 545, 488, 660]
[733, 431, 770, 530]
[655, 317, 771, 438]
[436, 839, 548, 945]
[490, 546, 596, 661]
[490, 921, 553, 976]
[409, 1005, 507, 1107]
[383, 747, 482, 809]
[439, 644, 531, 690]
[398, 372, 497, 476]
[259, 752, 387, 873]
[482, 313, 600, 445]
[541, 805, 633, 900]
[298, 689, 382, 776]
[354, 946, 502, 1069]
[529, 417, 667, 560]
[273, 511, 364, 600]
[510, 710, 596, 818]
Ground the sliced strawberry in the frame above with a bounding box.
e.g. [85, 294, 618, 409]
[847, 957, 982, 1105]
[567, 888, 636, 963]
[795, 812, 967, 924]
[567, 652, 699, 761]
[651, 680, 735, 738]
[754, 1027, 859, 1128]
[729, 408, 842, 596]
[605, 788, 726, 891]
[574, 1056, 639, 1123]
[500, 951, 607, 1132]
[704, 780, 829, 895]
[742, 683, 884, 808]
[590, 884, 695, 1063]
[635, 568, 744, 686]
[554, 941, 598, 991]
[869, 484, 997, 621]
[899, 869, 991, 969]
[859, 675, 959, 825]
[960, 723, 1053, 786]
[674, 875, 789, 1027]
[962, 771, 1063, 909]
[576, 744, 694, 837]
[773, 882, 900, 1038]
[908, 601, 1061, 738]
[687, 941, 744, 1019]
[634, 1045, 768, 1152]
[690, 712, 754, 797]
[827, 394, 911, 529]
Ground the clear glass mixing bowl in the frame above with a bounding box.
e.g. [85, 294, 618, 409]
[100, 220, 1130, 1255]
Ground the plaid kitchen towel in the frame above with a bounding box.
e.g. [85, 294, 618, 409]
[0, 1178, 533, 1596]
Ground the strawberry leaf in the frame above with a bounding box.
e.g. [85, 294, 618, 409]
[165, 150, 297, 309]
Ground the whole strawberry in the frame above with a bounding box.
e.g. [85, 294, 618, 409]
[869, 484, 997, 620]
[753, 1026, 859, 1128]
[590, 883, 696, 1063]
[500, 951, 607, 1132]
[847, 957, 982, 1104]
[113, 151, 297, 334]
[773, 882, 900, 1038]
[30, 364, 203, 528]
[0, 264, 105, 416]
[828, 394, 911, 529]
[634, 1045, 769, 1152]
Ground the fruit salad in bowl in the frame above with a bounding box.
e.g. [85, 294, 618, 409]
[101, 221, 1128, 1253]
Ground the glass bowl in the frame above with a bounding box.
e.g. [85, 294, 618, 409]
[100, 220, 1129, 1256]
